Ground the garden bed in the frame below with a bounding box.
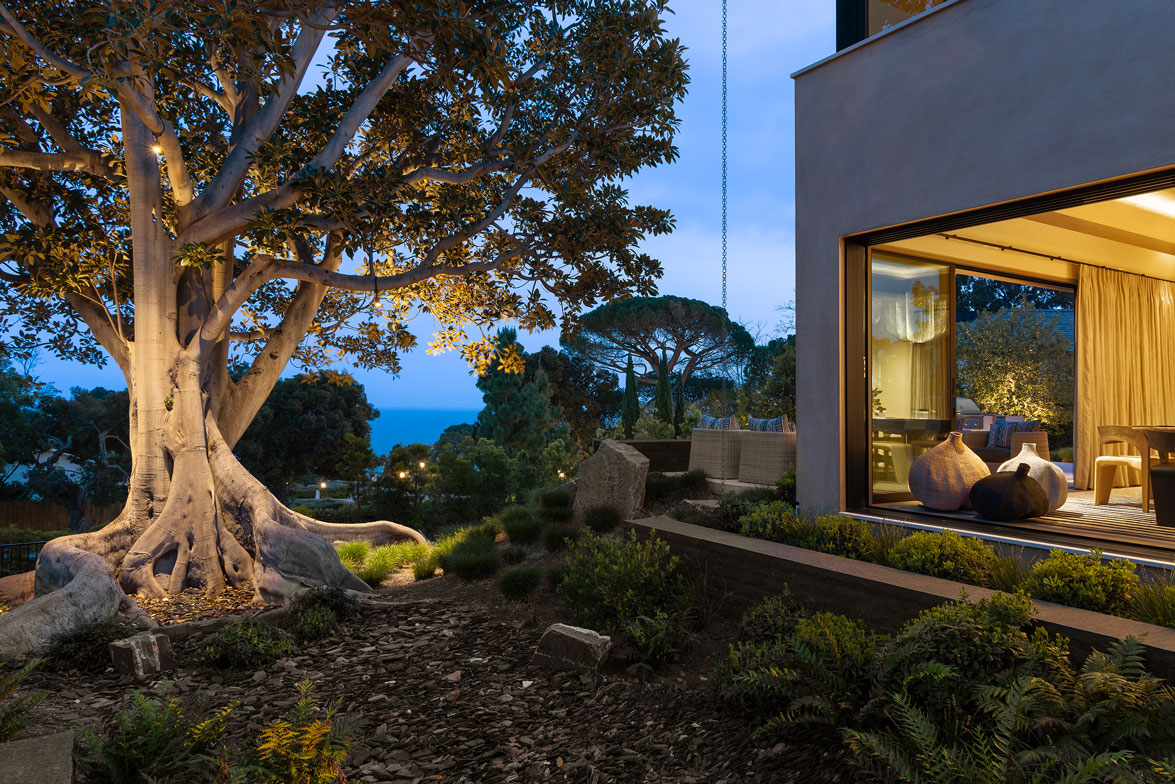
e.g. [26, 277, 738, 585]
[627, 515, 1175, 675]
[18, 583, 816, 783]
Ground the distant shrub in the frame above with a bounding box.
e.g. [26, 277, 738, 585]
[0, 527, 70, 545]
[1025, 550, 1139, 615]
[500, 505, 544, 545]
[582, 505, 623, 532]
[44, 616, 137, 673]
[502, 545, 528, 565]
[737, 590, 807, 645]
[533, 487, 573, 512]
[499, 567, 543, 600]
[447, 537, 499, 580]
[542, 524, 580, 552]
[888, 531, 997, 585]
[0, 661, 45, 743]
[75, 691, 236, 783]
[203, 618, 294, 669]
[559, 530, 697, 664]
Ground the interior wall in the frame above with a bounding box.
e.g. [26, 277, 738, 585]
[794, 0, 1175, 513]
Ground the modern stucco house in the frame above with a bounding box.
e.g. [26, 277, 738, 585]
[794, 0, 1175, 552]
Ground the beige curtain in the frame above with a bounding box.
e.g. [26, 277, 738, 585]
[1074, 266, 1175, 489]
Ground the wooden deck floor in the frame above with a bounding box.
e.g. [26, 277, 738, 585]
[874, 487, 1175, 562]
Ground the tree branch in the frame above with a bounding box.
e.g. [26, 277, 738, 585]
[0, 149, 116, 178]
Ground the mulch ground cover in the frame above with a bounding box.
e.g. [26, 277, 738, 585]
[135, 583, 267, 624]
[21, 573, 845, 783]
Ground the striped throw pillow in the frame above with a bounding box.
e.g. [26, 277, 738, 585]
[699, 414, 739, 430]
[987, 420, 1039, 449]
[747, 415, 785, 432]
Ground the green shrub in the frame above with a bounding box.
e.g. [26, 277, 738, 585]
[888, 531, 997, 585]
[582, 505, 623, 532]
[335, 540, 370, 572]
[537, 505, 574, 524]
[0, 661, 45, 743]
[988, 553, 1032, 593]
[680, 469, 708, 492]
[738, 501, 809, 542]
[75, 691, 236, 783]
[0, 527, 69, 545]
[533, 486, 572, 512]
[250, 681, 350, 783]
[291, 605, 337, 641]
[559, 530, 697, 664]
[776, 469, 797, 506]
[203, 618, 294, 669]
[292, 586, 359, 620]
[499, 567, 543, 600]
[500, 505, 544, 545]
[872, 593, 1069, 723]
[737, 591, 807, 645]
[446, 537, 499, 580]
[44, 616, 137, 673]
[502, 545, 528, 565]
[642, 473, 677, 505]
[1131, 581, 1175, 627]
[1024, 550, 1139, 615]
[542, 524, 580, 552]
[807, 515, 875, 560]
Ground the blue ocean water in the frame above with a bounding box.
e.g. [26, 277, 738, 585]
[369, 408, 479, 453]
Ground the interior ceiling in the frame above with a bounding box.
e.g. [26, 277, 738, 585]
[875, 187, 1175, 284]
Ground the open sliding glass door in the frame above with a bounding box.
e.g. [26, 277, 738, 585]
[869, 253, 955, 503]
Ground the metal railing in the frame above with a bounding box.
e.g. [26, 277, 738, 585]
[0, 541, 48, 577]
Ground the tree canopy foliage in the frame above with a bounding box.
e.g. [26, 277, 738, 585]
[956, 305, 1074, 426]
[522, 345, 620, 448]
[563, 295, 753, 390]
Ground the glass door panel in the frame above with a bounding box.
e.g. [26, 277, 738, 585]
[871, 253, 953, 502]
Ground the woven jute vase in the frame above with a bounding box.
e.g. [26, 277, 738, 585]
[998, 442, 1068, 512]
[908, 432, 991, 511]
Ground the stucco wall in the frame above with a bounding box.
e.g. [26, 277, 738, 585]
[794, 0, 1175, 512]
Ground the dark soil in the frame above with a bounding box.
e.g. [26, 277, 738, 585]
[18, 548, 845, 783]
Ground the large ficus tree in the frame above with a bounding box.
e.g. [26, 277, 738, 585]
[0, 0, 685, 646]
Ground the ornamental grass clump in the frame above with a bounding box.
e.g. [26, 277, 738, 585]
[542, 523, 580, 552]
[446, 537, 500, 580]
[44, 616, 138, 673]
[289, 587, 359, 641]
[1024, 549, 1139, 615]
[887, 531, 998, 586]
[499, 567, 543, 600]
[1131, 581, 1175, 628]
[499, 505, 543, 545]
[502, 545, 528, 565]
[582, 504, 623, 532]
[0, 661, 45, 743]
[559, 530, 697, 664]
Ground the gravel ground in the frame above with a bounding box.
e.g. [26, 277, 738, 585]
[21, 576, 842, 783]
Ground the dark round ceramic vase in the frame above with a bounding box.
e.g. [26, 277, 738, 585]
[968, 463, 1049, 522]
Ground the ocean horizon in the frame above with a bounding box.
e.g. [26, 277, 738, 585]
[370, 408, 480, 454]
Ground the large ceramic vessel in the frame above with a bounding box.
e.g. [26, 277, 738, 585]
[908, 432, 991, 511]
[998, 442, 1068, 512]
[969, 463, 1049, 522]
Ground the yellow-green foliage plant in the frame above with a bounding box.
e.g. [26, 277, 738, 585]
[887, 531, 998, 586]
[253, 681, 350, 784]
[1024, 550, 1139, 616]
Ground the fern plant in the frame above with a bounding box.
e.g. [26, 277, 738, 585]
[252, 681, 350, 784]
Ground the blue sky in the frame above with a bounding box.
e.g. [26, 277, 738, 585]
[32, 1, 835, 410]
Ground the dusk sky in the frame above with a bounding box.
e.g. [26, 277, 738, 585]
[31, 1, 835, 412]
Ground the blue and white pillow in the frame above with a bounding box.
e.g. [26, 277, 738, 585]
[987, 420, 1039, 449]
[699, 414, 739, 430]
[747, 415, 786, 432]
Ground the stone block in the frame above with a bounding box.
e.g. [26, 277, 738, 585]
[532, 623, 612, 671]
[109, 631, 176, 677]
[0, 730, 73, 784]
[573, 440, 649, 521]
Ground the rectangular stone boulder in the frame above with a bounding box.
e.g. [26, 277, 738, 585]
[0, 730, 73, 784]
[532, 623, 612, 671]
[573, 440, 649, 521]
[109, 631, 176, 677]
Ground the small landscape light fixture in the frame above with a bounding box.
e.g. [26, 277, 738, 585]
[151, 144, 163, 155]
[399, 470, 408, 479]
[418, 461, 426, 470]
[557, 470, 566, 479]
[320, 481, 327, 489]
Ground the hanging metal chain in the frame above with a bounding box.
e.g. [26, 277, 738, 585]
[719, 0, 731, 486]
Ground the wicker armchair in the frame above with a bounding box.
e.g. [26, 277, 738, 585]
[738, 430, 797, 485]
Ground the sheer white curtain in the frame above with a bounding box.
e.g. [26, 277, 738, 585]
[1074, 266, 1175, 489]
